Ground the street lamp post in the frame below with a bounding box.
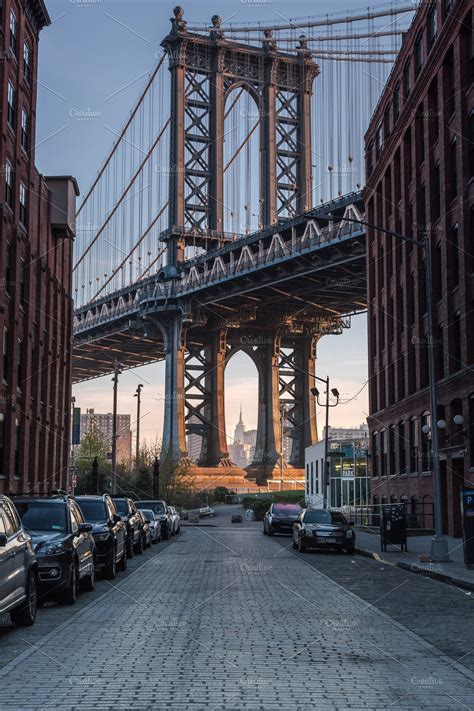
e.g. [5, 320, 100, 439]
[134, 384, 143, 467]
[311, 378, 340, 509]
[320, 212, 449, 562]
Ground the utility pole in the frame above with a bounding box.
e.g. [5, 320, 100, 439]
[311, 378, 340, 509]
[134, 383, 143, 467]
[111, 360, 121, 494]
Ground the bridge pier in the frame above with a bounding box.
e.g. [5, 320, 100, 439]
[161, 312, 188, 460]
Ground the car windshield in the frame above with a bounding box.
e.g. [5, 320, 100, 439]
[273, 504, 302, 515]
[139, 501, 165, 515]
[113, 500, 128, 515]
[141, 510, 154, 520]
[304, 510, 344, 524]
[15, 502, 67, 533]
[77, 500, 106, 522]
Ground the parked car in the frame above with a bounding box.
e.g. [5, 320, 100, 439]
[12, 494, 95, 605]
[136, 510, 152, 549]
[292, 508, 355, 554]
[111, 496, 143, 556]
[0, 495, 38, 626]
[137, 500, 170, 540]
[139, 509, 161, 544]
[263, 503, 303, 536]
[166, 506, 181, 535]
[75, 495, 127, 579]
[231, 513, 243, 523]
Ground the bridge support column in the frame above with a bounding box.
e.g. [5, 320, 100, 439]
[247, 335, 281, 484]
[161, 313, 188, 460]
[202, 329, 230, 467]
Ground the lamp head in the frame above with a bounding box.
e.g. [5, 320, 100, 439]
[331, 388, 340, 398]
[311, 387, 319, 397]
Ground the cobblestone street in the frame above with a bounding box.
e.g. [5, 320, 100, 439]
[1, 508, 473, 710]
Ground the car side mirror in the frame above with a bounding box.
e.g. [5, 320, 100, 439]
[78, 523, 93, 534]
[0, 533, 7, 547]
[113, 513, 122, 524]
[145, 518, 151, 523]
[348, 521, 355, 527]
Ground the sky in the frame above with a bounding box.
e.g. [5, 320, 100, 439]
[34, 0, 385, 446]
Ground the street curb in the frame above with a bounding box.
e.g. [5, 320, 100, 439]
[355, 546, 474, 592]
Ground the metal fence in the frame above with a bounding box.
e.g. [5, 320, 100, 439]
[335, 501, 435, 530]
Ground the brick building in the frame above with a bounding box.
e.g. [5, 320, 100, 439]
[0, 0, 78, 493]
[364, 0, 473, 536]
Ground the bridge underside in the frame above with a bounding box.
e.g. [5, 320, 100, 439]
[73, 194, 366, 485]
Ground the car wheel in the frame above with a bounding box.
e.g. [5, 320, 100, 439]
[267, 525, 274, 536]
[162, 527, 170, 540]
[104, 547, 117, 580]
[147, 534, 152, 548]
[345, 545, 355, 556]
[11, 571, 37, 627]
[298, 537, 306, 553]
[292, 536, 297, 549]
[61, 563, 78, 605]
[117, 546, 128, 571]
[126, 535, 134, 559]
[263, 523, 267, 535]
[82, 559, 96, 591]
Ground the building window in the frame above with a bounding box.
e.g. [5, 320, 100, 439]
[469, 395, 474, 469]
[7, 81, 16, 129]
[429, 5, 438, 49]
[443, 0, 453, 21]
[445, 49, 455, 117]
[10, 10, 18, 57]
[19, 260, 26, 303]
[19, 182, 28, 226]
[5, 160, 13, 209]
[17, 339, 23, 390]
[452, 311, 462, 372]
[437, 323, 445, 380]
[429, 80, 439, 141]
[375, 124, 382, 160]
[434, 242, 443, 300]
[432, 163, 441, 222]
[399, 422, 406, 474]
[389, 426, 396, 475]
[409, 418, 417, 473]
[5, 242, 12, 296]
[421, 413, 431, 471]
[415, 32, 423, 72]
[3, 329, 9, 384]
[367, 141, 374, 177]
[371, 432, 378, 477]
[450, 139, 458, 200]
[416, 108, 425, 166]
[23, 42, 32, 85]
[450, 224, 459, 287]
[14, 419, 20, 479]
[393, 82, 401, 121]
[21, 109, 29, 152]
[403, 60, 411, 99]
[384, 104, 391, 140]
[380, 430, 387, 477]
[398, 354, 405, 400]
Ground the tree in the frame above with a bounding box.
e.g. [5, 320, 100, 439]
[75, 429, 109, 494]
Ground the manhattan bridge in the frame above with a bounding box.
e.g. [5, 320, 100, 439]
[72, 3, 416, 486]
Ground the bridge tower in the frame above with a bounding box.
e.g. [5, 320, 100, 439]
[157, 7, 320, 484]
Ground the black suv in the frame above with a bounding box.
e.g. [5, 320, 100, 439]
[75, 495, 127, 579]
[12, 494, 96, 605]
[0, 496, 38, 626]
[111, 497, 143, 556]
[137, 500, 170, 540]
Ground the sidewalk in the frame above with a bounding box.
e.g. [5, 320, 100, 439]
[355, 528, 474, 591]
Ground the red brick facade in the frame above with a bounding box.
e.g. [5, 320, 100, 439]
[364, 0, 474, 537]
[0, 0, 77, 493]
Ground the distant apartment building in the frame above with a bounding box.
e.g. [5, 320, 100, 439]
[0, 0, 79, 494]
[80, 409, 132, 464]
[364, 0, 473, 536]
